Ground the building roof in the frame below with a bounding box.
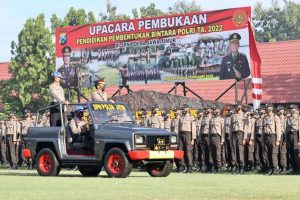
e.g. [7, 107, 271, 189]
[106, 40, 300, 104]
[0, 62, 11, 80]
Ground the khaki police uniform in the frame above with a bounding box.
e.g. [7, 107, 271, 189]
[164, 117, 172, 132]
[244, 116, 255, 169]
[286, 114, 300, 172]
[179, 114, 196, 169]
[19, 118, 33, 165]
[171, 117, 180, 134]
[140, 115, 148, 128]
[171, 115, 184, 171]
[0, 122, 8, 164]
[147, 115, 164, 129]
[6, 119, 21, 167]
[209, 115, 225, 171]
[278, 115, 287, 170]
[262, 114, 281, 171]
[199, 114, 212, 170]
[193, 117, 202, 167]
[224, 116, 232, 167]
[231, 112, 245, 169]
[91, 90, 108, 101]
[254, 115, 264, 168]
[49, 82, 65, 126]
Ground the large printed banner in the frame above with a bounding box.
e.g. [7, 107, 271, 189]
[55, 6, 251, 88]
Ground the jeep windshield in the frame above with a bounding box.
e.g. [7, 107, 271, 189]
[89, 102, 135, 125]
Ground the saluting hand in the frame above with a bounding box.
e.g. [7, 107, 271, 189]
[249, 141, 253, 145]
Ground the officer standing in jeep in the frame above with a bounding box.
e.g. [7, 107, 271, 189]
[49, 71, 69, 126]
[178, 104, 196, 173]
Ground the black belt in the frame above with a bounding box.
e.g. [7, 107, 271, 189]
[201, 134, 208, 137]
[180, 131, 191, 134]
[256, 134, 262, 137]
[210, 134, 220, 137]
[288, 131, 298, 134]
[233, 131, 243, 134]
[264, 133, 275, 136]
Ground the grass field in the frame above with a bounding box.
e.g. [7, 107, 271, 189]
[0, 168, 299, 200]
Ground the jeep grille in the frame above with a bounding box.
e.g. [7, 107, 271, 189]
[146, 135, 170, 149]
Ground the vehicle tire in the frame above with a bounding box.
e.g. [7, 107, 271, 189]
[36, 148, 60, 176]
[104, 148, 133, 178]
[146, 161, 173, 177]
[78, 165, 102, 177]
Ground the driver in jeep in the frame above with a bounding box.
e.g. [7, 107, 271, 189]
[69, 106, 90, 144]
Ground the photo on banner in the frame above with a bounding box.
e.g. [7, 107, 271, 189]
[55, 6, 251, 88]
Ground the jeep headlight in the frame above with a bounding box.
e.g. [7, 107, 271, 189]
[170, 135, 177, 144]
[135, 135, 144, 144]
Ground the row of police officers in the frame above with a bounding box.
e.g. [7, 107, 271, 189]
[139, 103, 300, 175]
[0, 111, 34, 170]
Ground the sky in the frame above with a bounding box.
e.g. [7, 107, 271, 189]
[0, 0, 291, 62]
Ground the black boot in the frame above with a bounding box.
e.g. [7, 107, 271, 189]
[185, 166, 193, 173]
[239, 166, 244, 174]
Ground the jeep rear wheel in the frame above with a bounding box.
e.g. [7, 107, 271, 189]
[146, 161, 173, 177]
[104, 148, 132, 178]
[36, 148, 60, 176]
[78, 165, 102, 177]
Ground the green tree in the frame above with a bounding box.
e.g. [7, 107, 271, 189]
[140, 3, 165, 18]
[50, 7, 97, 32]
[1, 14, 55, 113]
[132, 8, 139, 19]
[253, 0, 300, 42]
[168, 0, 201, 14]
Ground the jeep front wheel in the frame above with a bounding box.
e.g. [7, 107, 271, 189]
[36, 148, 60, 176]
[78, 165, 102, 177]
[146, 161, 173, 177]
[104, 148, 132, 178]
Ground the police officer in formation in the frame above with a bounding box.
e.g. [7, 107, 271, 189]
[209, 106, 225, 173]
[147, 106, 164, 129]
[178, 104, 196, 173]
[254, 106, 265, 171]
[262, 104, 281, 175]
[286, 104, 300, 174]
[199, 106, 212, 172]
[0, 110, 36, 170]
[230, 104, 245, 174]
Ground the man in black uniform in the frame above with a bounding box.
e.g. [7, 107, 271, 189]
[57, 46, 78, 88]
[219, 33, 250, 80]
